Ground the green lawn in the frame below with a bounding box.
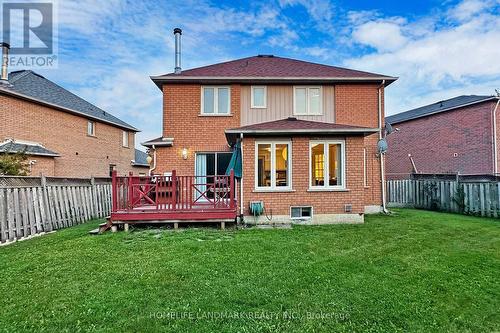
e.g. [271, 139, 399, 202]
[0, 209, 499, 333]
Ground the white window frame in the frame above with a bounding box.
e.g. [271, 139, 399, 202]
[290, 206, 313, 220]
[309, 140, 346, 190]
[251, 85, 267, 109]
[200, 86, 231, 115]
[122, 130, 129, 148]
[87, 121, 95, 136]
[254, 140, 292, 191]
[293, 86, 323, 116]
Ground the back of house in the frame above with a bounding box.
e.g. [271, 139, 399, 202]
[143, 29, 397, 224]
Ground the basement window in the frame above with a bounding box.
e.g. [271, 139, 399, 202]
[290, 206, 313, 219]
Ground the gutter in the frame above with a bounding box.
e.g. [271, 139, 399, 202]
[240, 133, 244, 220]
[0, 87, 139, 132]
[492, 99, 500, 174]
[150, 75, 398, 89]
[378, 80, 388, 214]
[149, 145, 157, 176]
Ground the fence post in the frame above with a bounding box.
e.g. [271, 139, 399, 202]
[40, 174, 53, 232]
[90, 176, 96, 218]
[111, 170, 117, 214]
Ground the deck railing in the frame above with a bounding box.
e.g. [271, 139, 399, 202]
[111, 170, 236, 214]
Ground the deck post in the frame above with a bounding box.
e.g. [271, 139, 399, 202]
[229, 169, 235, 209]
[111, 170, 117, 214]
[173, 222, 179, 230]
[172, 170, 177, 211]
[124, 223, 129, 232]
[221, 221, 225, 230]
[127, 172, 133, 208]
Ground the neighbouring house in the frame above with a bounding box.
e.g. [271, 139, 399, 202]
[124, 28, 397, 225]
[386, 95, 500, 179]
[0, 42, 149, 178]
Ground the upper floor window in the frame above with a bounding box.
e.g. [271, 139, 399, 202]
[251, 86, 267, 108]
[310, 140, 345, 190]
[294, 86, 322, 115]
[87, 121, 95, 136]
[122, 130, 129, 147]
[201, 86, 230, 115]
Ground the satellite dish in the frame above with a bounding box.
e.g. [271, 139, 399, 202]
[377, 138, 388, 154]
[384, 122, 394, 135]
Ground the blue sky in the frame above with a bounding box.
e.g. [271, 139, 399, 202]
[7, 0, 500, 149]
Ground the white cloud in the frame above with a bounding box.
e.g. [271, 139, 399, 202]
[352, 20, 407, 51]
[345, 0, 500, 115]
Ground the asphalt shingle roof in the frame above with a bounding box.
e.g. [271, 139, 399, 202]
[227, 118, 377, 132]
[160, 55, 392, 78]
[152, 55, 397, 87]
[0, 140, 59, 157]
[133, 149, 149, 167]
[2, 70, 138, 131]
[386, 95, 498, 124]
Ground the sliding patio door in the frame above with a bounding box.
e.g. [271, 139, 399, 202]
[195, 152, 232, 201]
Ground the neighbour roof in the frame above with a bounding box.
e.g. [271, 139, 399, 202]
[132, 149, 149, 167]
[0, 139, 59, 157]
[151, 55, 397, 87]
[0, 70, 138, 131]
[141, 136, 174, 148]
[225, 117, 379, 144]
[386, 95, 499, 124]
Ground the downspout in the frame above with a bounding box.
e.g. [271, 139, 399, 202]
[492, 99, 500, 175]
[240, 133, 244, 220]
[378, 80, 388, 213]
[149, 145, 157, 176]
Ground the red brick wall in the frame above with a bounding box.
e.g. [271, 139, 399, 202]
[28, 156, 55, 176]
[155, 84, 241, 175]
[0, 94, 146, 177]
[242, 136, 366, 215]
[335, 84, 383, 207]
[386, 101, 497, 178]
[154, 83, 384, 209]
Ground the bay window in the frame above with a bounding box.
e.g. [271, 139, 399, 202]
[201, 86, 230, 115]
[255, 141, 291, 190]
[293, 86, 322, 115]
[310, 140, 345, 190]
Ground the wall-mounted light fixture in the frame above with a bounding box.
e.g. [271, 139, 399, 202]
[182, 148, 188, 160]
[146, 154, 153, 165]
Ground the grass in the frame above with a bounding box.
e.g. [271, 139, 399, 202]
[0, 209, 499, 333]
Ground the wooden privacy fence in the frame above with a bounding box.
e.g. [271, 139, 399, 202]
[0, 176, 111, 243]
[387, 179, 500, 217]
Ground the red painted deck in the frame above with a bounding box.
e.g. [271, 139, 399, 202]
[110, 170, 237, 223]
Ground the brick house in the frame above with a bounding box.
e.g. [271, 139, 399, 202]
[0, 43, 149, 177]
[386, 95, 500, 179]
[137, 29, 397, 224]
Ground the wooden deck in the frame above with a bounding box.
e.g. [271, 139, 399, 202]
[110, 170, 237, 224]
